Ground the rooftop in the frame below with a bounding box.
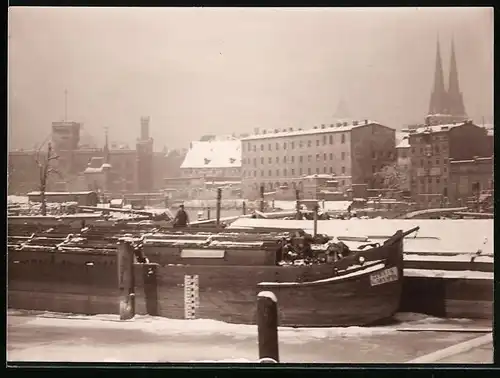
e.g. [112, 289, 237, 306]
[241, 120, 383, 141]
[181, 140, 241, 169]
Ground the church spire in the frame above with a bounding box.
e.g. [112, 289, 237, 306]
[429, 36, 447, 115]
[447, 37, 467, 117]
[333, 97, 351, 120]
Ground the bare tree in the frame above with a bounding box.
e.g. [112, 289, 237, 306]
[35, 142, 61, 215]
[373, 163, 409, 191]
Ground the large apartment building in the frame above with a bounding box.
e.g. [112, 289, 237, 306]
[241, 120, 396, 199]
[408, 120, 493, 205]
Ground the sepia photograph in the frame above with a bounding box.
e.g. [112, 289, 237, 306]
[7, 6, 493, 365]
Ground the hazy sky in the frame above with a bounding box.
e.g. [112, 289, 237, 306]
[8, 7, 493, 151]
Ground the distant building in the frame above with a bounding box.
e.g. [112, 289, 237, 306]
[408, 120, 493, 206]
[241, 120, 396, 200]
[395, 136, 411, 192]
[180, 136, 242, 180]
[449, 156, 493, 206]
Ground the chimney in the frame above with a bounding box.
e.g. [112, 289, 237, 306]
[140, 116, 150, 140]
[343, 122, 348, 127]
[353, 120, 359, 126]
[364, 119, 368, 125]
[262, 129, 267, 134]
[336, 122, 342, 127]
[313, 126, 318, 129]
[330, 124, 334, 128]
[289, 127, 293, 131]
[321, 124, 325, 129]
[274, 129, 279, 133]
[254, 127, 260, 135]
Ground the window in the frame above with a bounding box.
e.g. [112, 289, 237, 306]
[268, 170, 272, 176]
[268, 157, 272, 164]
[276, 169, 280, 176]
[299, 141, 304, 148]
[323, 135, 327, 145]
[291, 168, 295, 175]
[284, 168, 287, 176]
[291, 142, 295, 149]
[323, 153, 327, 160]
[341, 134, 346, 144]
[291, 156, 295, 163]
[372, 165, 376, 173]
[341, 166, 346, 174]
[436, 158, 440, 165]
[276, 157, 279, 163]
[308, 140, 312, 147]
[283, 142, 287, 150]
[299, 168, 303, 175]
[329, 135, 333, 144]
[436, 177, 441, 184]
[341, 180, 345, 186]
[323, 167, 327, 173]
[435, 145, 440, 153]
[329, 167, 333, 173]
[428, 177, 432, 183]
[420, 159, 424, 167]
[253, 158, 257, 166]
[299, 156, 303, 163]
[316, 140, 320, 147]
[342, 152, 346, 160]
[411, 147, 415, 154]
[316, 153, 320, 161]
[329, 153, 333, 160]
[316, 168, 320, 174]
[260, 144, 264, 151]
[308, 155, 312, 162]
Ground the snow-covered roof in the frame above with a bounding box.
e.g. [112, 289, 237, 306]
[396, 137, 410, 149]
[181, 140, 241, 169]
[242, 120, 383, 141]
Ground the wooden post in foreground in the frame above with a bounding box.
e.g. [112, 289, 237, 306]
[257, 291, 279, 363]
[242, 201, 246, 215]
[206, 207, 211, 220]
[313, 204, 319, 237]
[260, 185, 265, 212]
[117, 238, 136, 320]
[216, 188, 222, 227]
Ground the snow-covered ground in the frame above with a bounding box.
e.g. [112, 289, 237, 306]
[7, 310, 492, 363]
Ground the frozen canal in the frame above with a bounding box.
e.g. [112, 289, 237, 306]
[7, 310, 492, 363]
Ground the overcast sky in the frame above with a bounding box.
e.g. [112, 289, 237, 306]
[8, 7, 493, 151]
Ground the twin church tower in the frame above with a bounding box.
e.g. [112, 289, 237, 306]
[428, 38, 467, 119]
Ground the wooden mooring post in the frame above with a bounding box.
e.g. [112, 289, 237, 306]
[242, 201, 246, 215]
[117, 238, 136, 320]
[295, 189, 301, 220]
[216, 188, 222, 227]
[260, 185, 265, 212]
[257, 291, 279, 363]
[313, 204, 319, 237]
[206, 207, 211, 220]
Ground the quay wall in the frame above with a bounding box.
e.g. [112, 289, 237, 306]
[8, 248, 493, 322]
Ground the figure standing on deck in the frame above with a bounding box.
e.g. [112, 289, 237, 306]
[173, 204, 190, 228]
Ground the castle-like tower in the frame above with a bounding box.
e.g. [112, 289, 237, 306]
[427, 37, 467, 125]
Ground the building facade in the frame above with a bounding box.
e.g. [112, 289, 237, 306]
[395, 136, 411, 192]
[408, 121, 493, 205]
[241, 120, 396, 200]
[449, 156, 493, 206]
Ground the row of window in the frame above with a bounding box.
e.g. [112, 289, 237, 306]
[417, 158, 449, 169]
[243, 152, 349, 166]
[411, 143, 447, 156]
[244, 134, 347, 153]
[243, 165, 347, 177]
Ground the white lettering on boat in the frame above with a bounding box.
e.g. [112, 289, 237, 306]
[180, 249, 225, 258]
[369, 266, 399, 286]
